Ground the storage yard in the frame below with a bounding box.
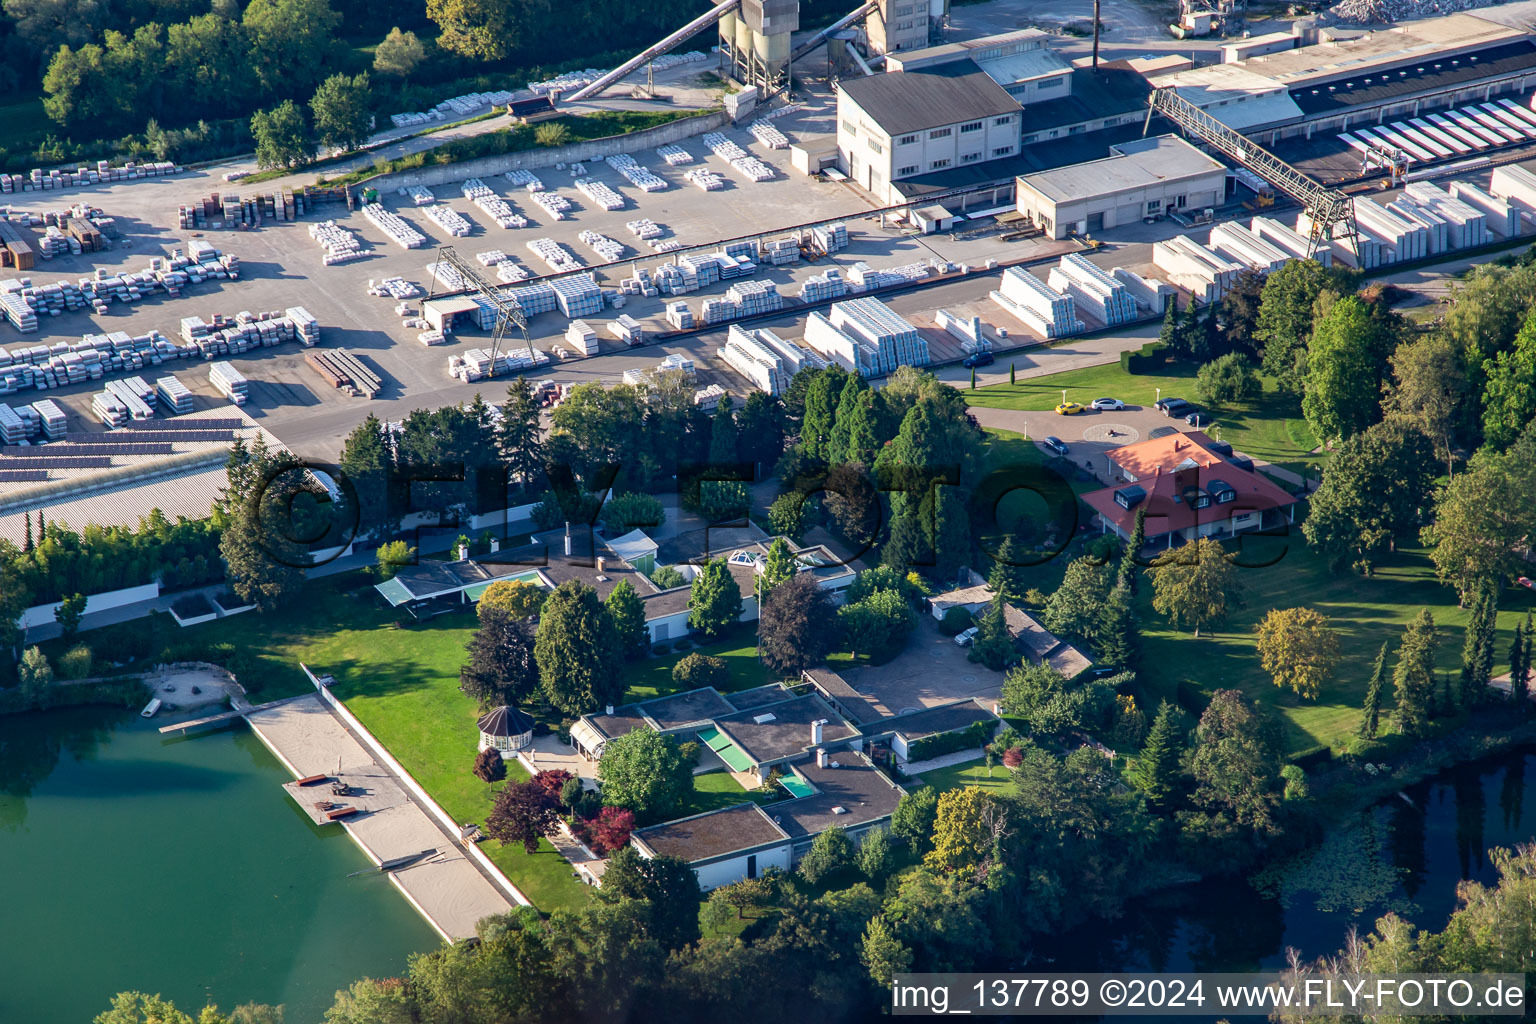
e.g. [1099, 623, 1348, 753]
[12, 3, 1536, 458]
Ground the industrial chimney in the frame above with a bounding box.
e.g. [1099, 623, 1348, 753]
[816, 748, 828, 769]
[811, 718, 826, 746]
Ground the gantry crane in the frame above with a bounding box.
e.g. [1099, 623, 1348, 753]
[1145, 86, 1355, 259]
[427, 245, 529, 378]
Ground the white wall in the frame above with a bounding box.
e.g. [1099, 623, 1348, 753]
[692, 843, 792, 890]
[20, 581, 161, 630]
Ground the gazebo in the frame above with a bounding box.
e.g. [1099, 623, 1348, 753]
[477, 706, 535, 754]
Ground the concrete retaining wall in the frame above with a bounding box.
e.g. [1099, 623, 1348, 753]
[303, 663, 532, 908]
[21, 581, 161, 630]
[370, 110, 729, 190]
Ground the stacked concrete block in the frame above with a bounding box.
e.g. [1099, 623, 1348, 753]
[529, 190, 574, 220]
[1249, 217, 1332, 268]
[31, 398, 66, 438]
[656, 144, 693, 166]
[564, 320, 600, 356]
[578, 230, 626, 262]
[606, 156, 667, 193]
[526, 238, 584, 273]
[701, 297, 738, 322]
[992, 266, 1081, 337]
[666, 302, 695, 329]
[1355, 200, 1426, 262]
[936, 309, 987, 351]
[799, 269, 847, 302]
[156, 374, 193, 414]
[575, 178, 626, 211]
[1048, 254, 1138, 326]
[1151, 236, 1242, 302]
[1403, 182, 1489, 249]
[726, 279, 783, 316]
[92, 390, 130, 428]
[286, 306, 320, 346]
[309, 220, 368, 264]
[760, 236, 800, 265]
[1208, 222, 1291, 274]
[609, 315, 644, 345]
[0, 402, 26, 443]
[719, 324, 792, 394]
[812, 223, 848, 254]
[801, 312, 862, 373]
[363, 204, 426, 248]
[424, 204, 473, 237]
[549, 274, 604, 318]
[104, 376, 156, 420]
[684, 167, 727, 191]
[1110, 268, 1177, 314]
[402, 186, 435, 206]
[1448, 182, 1520, 238]
[809, 297, 930, 376]
[210, 362, 249, 405]
[626, 218, 665, 240]
[1386, 198, 1449, 255]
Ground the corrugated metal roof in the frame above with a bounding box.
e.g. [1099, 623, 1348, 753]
[837, 59, 1020, 136]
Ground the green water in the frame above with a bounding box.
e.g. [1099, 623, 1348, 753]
[0, 705, 439, 1024]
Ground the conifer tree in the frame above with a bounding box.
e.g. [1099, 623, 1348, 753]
[1392, 609, 1438, 737]
[1131, 701, 1183, 807]
[1117, 508, 1147, 593]
[1097, 583, 1139, 670]
[1359, 642, 1388, 740]
[1458, 581, 1498, 710]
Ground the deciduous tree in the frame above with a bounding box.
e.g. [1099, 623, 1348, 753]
[310, 71, 371, 151]
[1188, 689, 1283, 834]
[1254, 607, 1340, 700]
[604, 579, 648, 661]
[473, 747, 507, 784]
[250, 99, 312, 169]
[1303, 295, 1397, 444]
[799, 824, 854, 883]
[372, 26, 425, 78]
[478, 578, 545, 620]
[55, 592, 86, 643]
[485, 778, 560, 853]
[890, 785, 939, 852]
[838, 586, 914, 659]
[758, 571, 837, 675]
[598, 729, 693, 821]
[1303, 418, 1437, 573]
[1480, 307, 1536, 451]
[1423, 424, 1536, 599]
[1386, 333, 1466, 475]
[460, 605, 538, 708]
[1255, 258, 1332, 395]
[1195, 352, 1258, 407]
[925, 786, 1002, 873]
[598, 846, 702, 950]
[1148, 538, 1241, 637]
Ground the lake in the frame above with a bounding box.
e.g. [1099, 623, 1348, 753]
[0, 705, 438, 1023]
[1059, 746, 1536, 973]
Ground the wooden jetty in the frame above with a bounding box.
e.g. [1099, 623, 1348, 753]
[157, 694, 310, 734]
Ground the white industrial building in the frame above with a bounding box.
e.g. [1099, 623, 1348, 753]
[1014, 135, 1226, 239]
[835, 59, 1021, 201]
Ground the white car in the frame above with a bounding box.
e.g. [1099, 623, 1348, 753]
[954, 626, 979, 647]
[1091, 397, 1124, 411]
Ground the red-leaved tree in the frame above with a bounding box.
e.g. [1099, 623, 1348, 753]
[1002, 747, 1024, 769]
[587, 806, 635, 855]
[485, 779, 560, 853]
[532, 769, 575, 802]
[473, 747, 507, 784]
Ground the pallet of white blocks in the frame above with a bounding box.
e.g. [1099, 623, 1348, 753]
[1207, 223, 1290, 274]
[371, 276, 422, 299]
[1110, 268, 1177, 315]
[935, 309, 985, 347]
[529, 190, 573, 219]
[549, 274, 604, 318]
[720, 324, 791, 394]
[505, 170, 544, 190]
[473, 192, 527, 229]
[812, 222, 848, 254]
[1047, 254, 1139, 326]
[363, 204, 426, 248]
[497, 261, 532, 283]
[748, 121, 789, 149]
[308, 220, 368, 264]
[424, 204, 473, 237]
[2, 291, 36, 331]
[564, 320, 600, 356]
[575, 178, 626, 211]
[626, 218, 665, 240]
[701, 297, 738, 322]
[1248, 217, 1332, 268]
[401, 185, 435, 206]
[666, 302, 695, 329]
[609, 315, 644, 345]
[156, 374, 193, 414]
[209, 362, 249, 405]
[656, 144, 693, 166]
[992, 266, 1082, 338]
[526, 238, 584, 273]
[92, 390, 130, 428]
[31, 397, 66, 438]
[848, 261, 929, 290]
[1404, 182, 1490, 250]
[579, 230, 625, 262]
[606, 156, 668, 193]
[508, 281, 558, 316]
[694, 383, 726, 410]
[799, 269, 847, 302]
[477, 250, 509, 266]
[1447, 182, 1520, 238]
[828, 297, 928, 376]
[658, 353, 694, 376]
[1151, 236, 1242, 301]
[286, 306, 320, 346]
[726, 279, 783, 316]
[684, 168, 726, 191]
[105, 376, 156, 420]
[0, 403, 26, 443]
[760, 236, 799, 265]
[426, 260, 468, 293]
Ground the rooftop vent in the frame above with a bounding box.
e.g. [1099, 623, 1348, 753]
[753, 713, 777, 724]
[831, 806, 848, 815]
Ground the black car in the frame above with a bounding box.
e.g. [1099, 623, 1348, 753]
[1041, 435, 1069, 457]
[1157, 398, 1191, 417]
[1184, 410, 1206, 426]
[962, 351, 995, 368]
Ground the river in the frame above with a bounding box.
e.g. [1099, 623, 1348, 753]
[1060, 746, 1536, 973]
[0, 705, 438, 1024]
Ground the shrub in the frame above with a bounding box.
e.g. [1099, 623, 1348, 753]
[650, 565, 687, 590]
[798, 825, 853, 884]
[535, 122, 572, 147]
[938, 606, 973, 636]
[473, 747, 507, 784]
[56, 644, 93, 680]
[673, 652, 730, 691]
[601, 492, 664, 536]
[1001, 746, 1024, 769]
[905, 720, 997, 762]
[1195, 352, 1259, 407]
[1119, 340, 1169, 374]
[586, 806, 635, 854]
[1023, 587, 1048, 608]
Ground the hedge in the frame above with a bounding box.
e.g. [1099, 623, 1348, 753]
[1119, 340, 1170, 374]
[906, 719, 998, 762]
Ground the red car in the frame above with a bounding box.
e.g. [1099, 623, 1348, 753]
[1519, 577, 1536, 591]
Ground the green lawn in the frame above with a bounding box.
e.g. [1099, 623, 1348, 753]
[914, 759, 1015, 795]
[624, 627, 785, 703]
[967, 361, 1326, 481]
[1133, 543, 1536, 757]
[677, 769, 774, 818]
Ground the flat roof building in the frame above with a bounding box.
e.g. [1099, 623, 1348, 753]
[1015, 135, 1227, 239]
